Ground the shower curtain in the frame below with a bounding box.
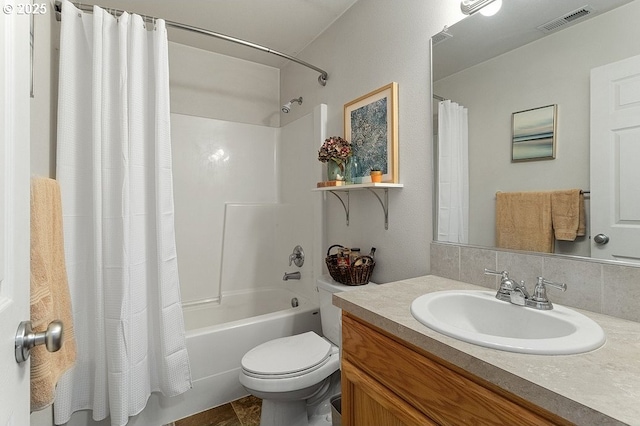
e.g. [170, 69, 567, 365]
[437, 100, 469, 243]
[54, 1, 191, 425]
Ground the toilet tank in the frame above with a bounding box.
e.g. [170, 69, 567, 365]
[317, 274, 377, 347]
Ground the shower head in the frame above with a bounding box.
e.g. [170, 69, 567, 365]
[281, 97, 303, 113]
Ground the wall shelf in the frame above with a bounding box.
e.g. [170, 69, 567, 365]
[313, 183, 404, 230]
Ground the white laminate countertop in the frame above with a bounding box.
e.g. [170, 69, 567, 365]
[333, 275, 640, 426]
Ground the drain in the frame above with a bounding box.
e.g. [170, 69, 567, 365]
[291, 297, 299, 308]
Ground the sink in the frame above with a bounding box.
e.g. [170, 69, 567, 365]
[410, 290, 605, 355]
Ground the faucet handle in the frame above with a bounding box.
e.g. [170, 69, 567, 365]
[485, 269, 517, 303]
[532, 277, 566, 303]
[288, 245, 305, 267]
[484, 268, 508, 278]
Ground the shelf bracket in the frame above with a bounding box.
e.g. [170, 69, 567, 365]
[366, 187, 390, 230]
[328, 190, 350, 226]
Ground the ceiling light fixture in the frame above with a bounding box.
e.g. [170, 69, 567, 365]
[480, 0, 502, 17]
[461, 0, 502, 16]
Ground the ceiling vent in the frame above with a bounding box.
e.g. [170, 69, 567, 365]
[432, 28, 453, 46]
[537, 5, 595, 33]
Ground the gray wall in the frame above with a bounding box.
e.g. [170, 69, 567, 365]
[281, 0, 465, 283]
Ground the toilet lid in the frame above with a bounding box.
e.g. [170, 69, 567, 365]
[241, 332, 332, 376]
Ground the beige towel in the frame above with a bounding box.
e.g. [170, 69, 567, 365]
[577, 192, 586, 237]
[30, 177, 76, 411]
[496, 191, 554, 253]
[551, 189, 585, 241]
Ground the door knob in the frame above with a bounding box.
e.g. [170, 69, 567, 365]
[15, 320, 64, 364]
[594, 234, 610, 245]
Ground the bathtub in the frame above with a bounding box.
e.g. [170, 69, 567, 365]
[118, 287, 322, 425]
[184, 288, 321, 409]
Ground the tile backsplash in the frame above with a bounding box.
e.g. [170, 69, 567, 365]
[431, 242, 640, 323]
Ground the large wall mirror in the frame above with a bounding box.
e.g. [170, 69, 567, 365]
[432, 0, 640, 264]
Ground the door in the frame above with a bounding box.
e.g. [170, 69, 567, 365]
[590, 54, 640, 262]
[0, 5, 32, 425]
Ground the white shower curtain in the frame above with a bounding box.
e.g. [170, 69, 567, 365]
[54, 2, 191, 425]
[437, 100, 469, 243]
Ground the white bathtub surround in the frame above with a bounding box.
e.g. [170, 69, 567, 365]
[171, 114, 279, 304]
[55, 2, 191, 425]
[172, 105, 326, 307]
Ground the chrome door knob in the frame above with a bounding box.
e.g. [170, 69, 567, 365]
[594, 234, 610, 245]
[15, 320, 64, 364]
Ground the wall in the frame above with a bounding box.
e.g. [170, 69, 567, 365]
[434, 1, 640, 255]
[31, 2, 58, 178]
[280, 0, 465, 283]
[169, 42, 280, 127]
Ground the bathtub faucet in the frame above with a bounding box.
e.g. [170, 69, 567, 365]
[283, 271, 301, 281]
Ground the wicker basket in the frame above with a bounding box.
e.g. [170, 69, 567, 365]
[325, 244, 375, 286]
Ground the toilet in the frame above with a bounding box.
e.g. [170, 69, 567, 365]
[239, 274, 377, 426]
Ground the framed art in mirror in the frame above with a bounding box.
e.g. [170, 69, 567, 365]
[511, 104, 557, 162]
[344, 82, 399, 183]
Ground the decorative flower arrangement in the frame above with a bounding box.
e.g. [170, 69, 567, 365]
[317, 136, 352, 164]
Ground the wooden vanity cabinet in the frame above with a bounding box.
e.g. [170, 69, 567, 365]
[340, 313, 571, 426]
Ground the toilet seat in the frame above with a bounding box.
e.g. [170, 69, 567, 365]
[239, 332, 340, 394]
[241, 331, 333, 378]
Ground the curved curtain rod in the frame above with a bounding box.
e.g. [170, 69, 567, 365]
[54, 0, 329, 86]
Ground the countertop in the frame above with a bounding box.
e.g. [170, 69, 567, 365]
[333, 275, 640, 425]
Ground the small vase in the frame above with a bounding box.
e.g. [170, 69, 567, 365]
[327, 159, 346, 181]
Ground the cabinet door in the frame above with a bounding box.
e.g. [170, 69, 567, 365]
[342, 314, 565, 425]
[342, 360, 437, 426]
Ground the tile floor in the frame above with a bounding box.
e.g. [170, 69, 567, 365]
[168, 396, 262, 426]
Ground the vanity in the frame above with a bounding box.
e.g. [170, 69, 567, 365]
[334, 275, 640, 425]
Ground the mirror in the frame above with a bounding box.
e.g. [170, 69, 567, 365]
[432, 0, 640, 262]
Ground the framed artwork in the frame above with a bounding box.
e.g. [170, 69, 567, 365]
[344, 82, 399, 183]
[511, 104, 557, 162]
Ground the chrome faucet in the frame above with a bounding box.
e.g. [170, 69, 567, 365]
[484, 269, 518, 303]
[528, 276, 567, 310]
[283, 271, 301, 281]
[483, 269, 566, 310]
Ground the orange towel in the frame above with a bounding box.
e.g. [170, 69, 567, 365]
[30, 177, 76, 411]
[551, 189, 585, 241]
[495, 191, 554, 253]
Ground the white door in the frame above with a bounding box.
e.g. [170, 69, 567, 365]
[0, 5, 32, 425]
[590, 54, 640, 262]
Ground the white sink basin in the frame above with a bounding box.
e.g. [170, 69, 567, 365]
[410, 290, 605, 355]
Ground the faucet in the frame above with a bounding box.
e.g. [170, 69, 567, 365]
[283, 271, 301, 281]
[483, 269, 566, 310]
[528, 276, 567, 310]
[484, 269, 517, 303]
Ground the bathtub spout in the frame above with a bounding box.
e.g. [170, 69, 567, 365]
[283, 271, 301, 281]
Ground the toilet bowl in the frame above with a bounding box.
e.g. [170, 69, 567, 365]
[239, 274, 377, 426]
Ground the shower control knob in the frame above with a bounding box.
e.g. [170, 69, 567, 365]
[594, 234, 610, 245]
